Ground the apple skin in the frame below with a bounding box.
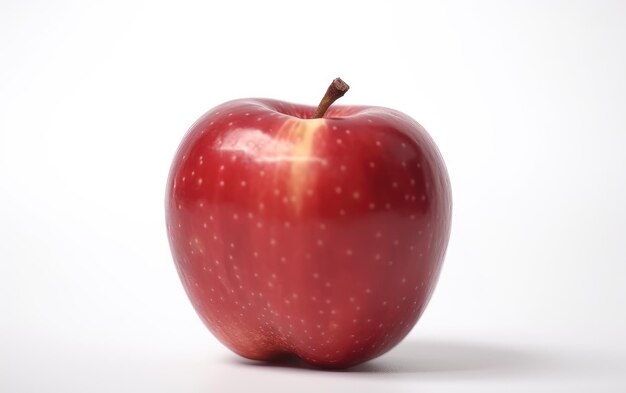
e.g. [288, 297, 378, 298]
[165, 98, 451, 369]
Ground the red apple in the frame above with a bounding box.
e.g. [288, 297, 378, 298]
[165, 79, 452, 368]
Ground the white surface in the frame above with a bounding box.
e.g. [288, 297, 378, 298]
[1, 0, 625, 392]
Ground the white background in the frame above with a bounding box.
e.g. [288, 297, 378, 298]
[1, 0, 625, 391]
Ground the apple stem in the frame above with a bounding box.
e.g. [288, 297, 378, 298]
[313, 78, 350, 118]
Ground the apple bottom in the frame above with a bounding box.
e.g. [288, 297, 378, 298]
[183, 283, 432, 369]
[208, 319, 421, 369]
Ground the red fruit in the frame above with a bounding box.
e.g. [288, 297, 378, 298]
[165, 79, 451, 368]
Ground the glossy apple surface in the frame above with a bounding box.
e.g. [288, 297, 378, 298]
[165, 98, 451, 368]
